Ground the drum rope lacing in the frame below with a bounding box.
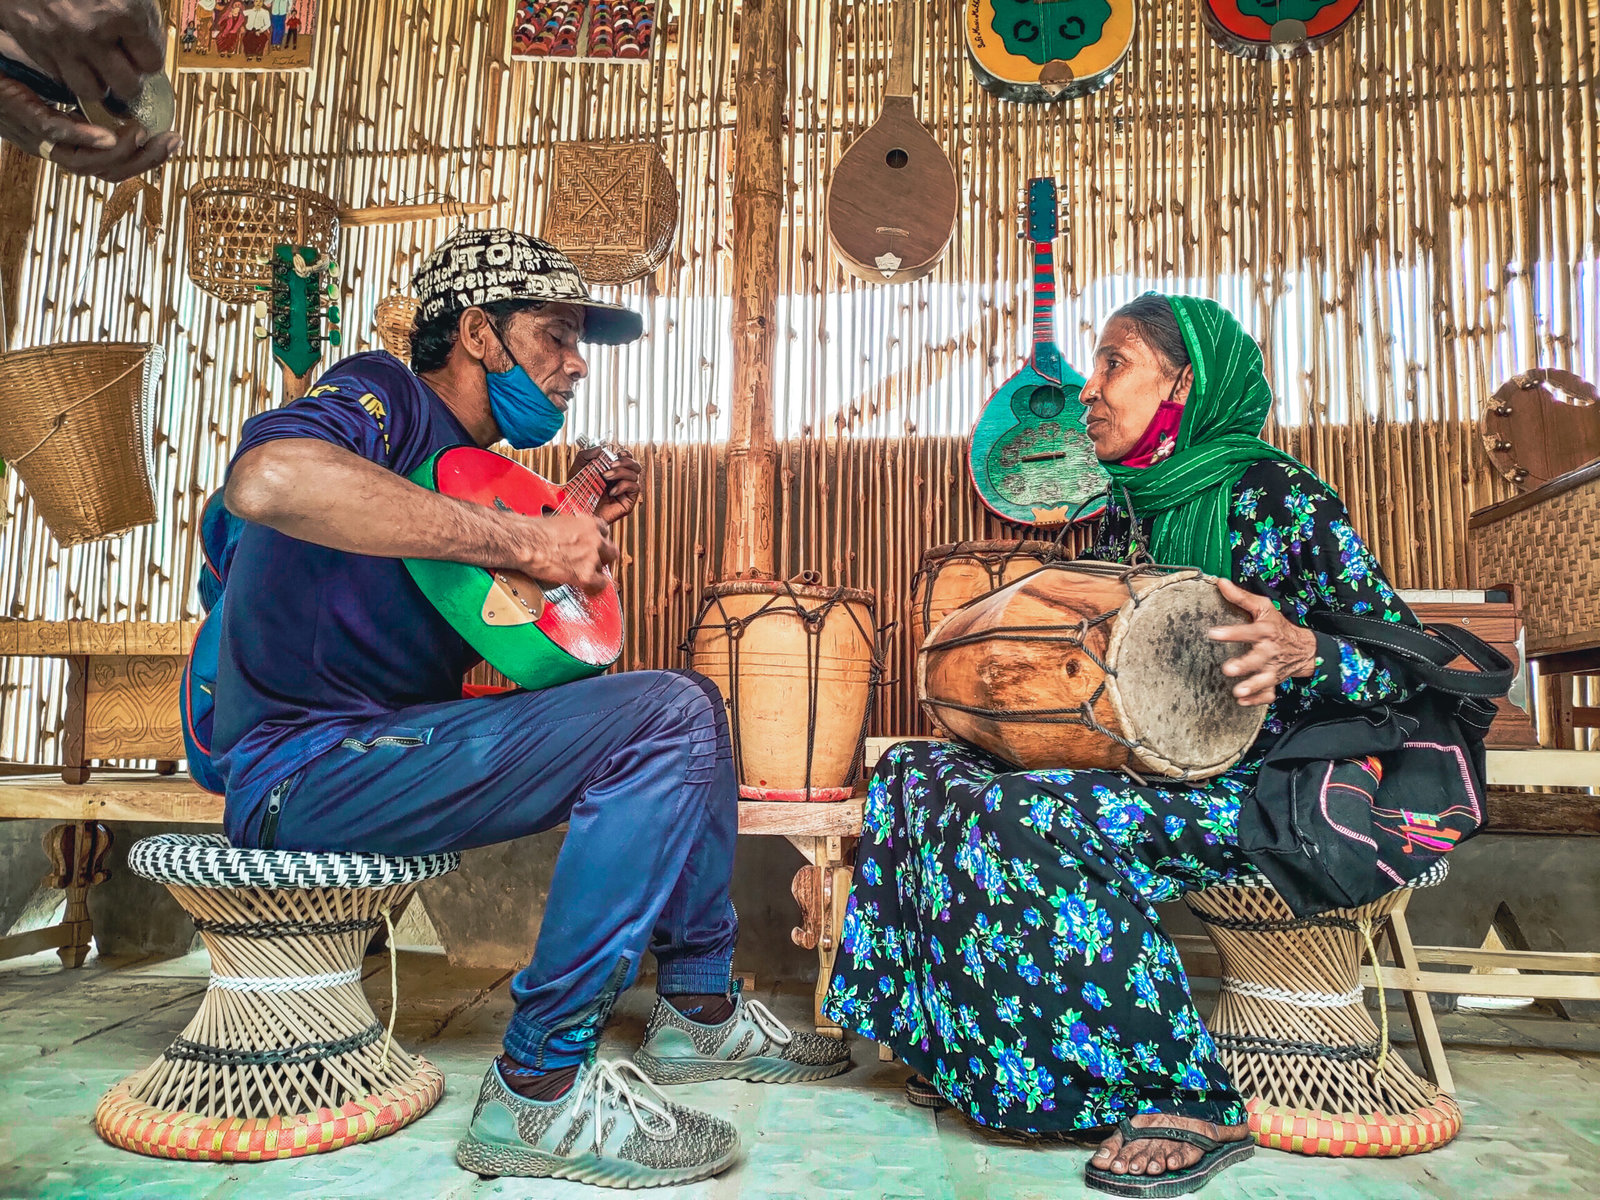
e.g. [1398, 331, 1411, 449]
[683, 576, 891, 797]
[921, 561, 1219, 780]
[909, 540, 1070, 639]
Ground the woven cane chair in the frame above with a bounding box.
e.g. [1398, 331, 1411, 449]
[94, 834, 458, 1162]
[1185, 863, 1460, 1157]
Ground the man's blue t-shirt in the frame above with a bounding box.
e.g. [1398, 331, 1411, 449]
[213, 352, 481, 820]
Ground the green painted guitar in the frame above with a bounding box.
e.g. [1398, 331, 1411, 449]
[967, 178, 1106, 527]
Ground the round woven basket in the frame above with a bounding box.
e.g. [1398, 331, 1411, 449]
[373, 294, 421, 363]
[185, 177, 341, 304]
[544, 141, 679, 285]
[0, 342, 163, 546]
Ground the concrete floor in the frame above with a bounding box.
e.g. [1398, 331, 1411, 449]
[1, 946, 1598, 1200]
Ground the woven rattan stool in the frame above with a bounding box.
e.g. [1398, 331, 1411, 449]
[1185, 864, 1460, 1157]
[94, 834, 459, 1162]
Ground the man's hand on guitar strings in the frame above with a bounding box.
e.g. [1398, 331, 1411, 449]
[510, 512, 619, 596]
[571, 446, 643, 526]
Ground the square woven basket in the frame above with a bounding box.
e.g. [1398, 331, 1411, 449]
[1470, 462, 1600, 658]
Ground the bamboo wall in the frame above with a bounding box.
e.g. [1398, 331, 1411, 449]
[2, 0, 1598, 762]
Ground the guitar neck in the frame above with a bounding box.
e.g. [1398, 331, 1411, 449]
[557, 449, 618, 516]
[884, 0, 917, 100]
[1031, 238, 1057, 355]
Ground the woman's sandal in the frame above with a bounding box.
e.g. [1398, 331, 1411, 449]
[903, 1073, 950, 1110]
[1083, 1117, 1254, 1197]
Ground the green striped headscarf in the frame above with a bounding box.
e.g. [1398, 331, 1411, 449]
[1101, 295, 1297, 577]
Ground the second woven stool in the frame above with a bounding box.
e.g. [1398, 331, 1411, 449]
[1185, 864, 1459, 1158]
[94, 833, 459, 1161]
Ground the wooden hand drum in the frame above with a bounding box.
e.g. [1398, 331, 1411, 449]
[918, 562, 1265, 779]
[909, 540, 1065, 649]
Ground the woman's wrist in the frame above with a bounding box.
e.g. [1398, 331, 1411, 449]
[1288, 624, 1321, 678]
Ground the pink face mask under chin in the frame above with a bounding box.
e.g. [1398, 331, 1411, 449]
[1116, 398, 1186, 468]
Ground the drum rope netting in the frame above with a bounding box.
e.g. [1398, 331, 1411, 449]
[909, 539, 1069, 639]
[921, 562, 1206, 779]
[683, 576, 890, 796]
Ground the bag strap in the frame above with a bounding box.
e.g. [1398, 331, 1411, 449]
[1310, 611, 1514, 699]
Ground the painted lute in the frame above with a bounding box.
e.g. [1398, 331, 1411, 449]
[825, 0, 959, 283]
[967, 177, 1106, 527]
[404, 444, 624, 690]
[965, 0, 1137, 104]
[1202, 0, 1364, 61]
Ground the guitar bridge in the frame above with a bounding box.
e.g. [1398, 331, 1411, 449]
[482, 571, 546, 627]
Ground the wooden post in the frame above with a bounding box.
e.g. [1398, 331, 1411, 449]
[722, 0, 787, 580]
[0, 142, 42, 348]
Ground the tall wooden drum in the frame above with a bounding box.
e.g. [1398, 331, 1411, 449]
[908, 540, 1064, 649]
[687, 577, 882, 801]
[919, 561, 1264, 779]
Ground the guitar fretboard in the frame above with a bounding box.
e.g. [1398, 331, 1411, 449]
[1031, 240, 1055, 351]
[555, 449, 618, 517]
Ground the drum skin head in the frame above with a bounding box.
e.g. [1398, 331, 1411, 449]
[1108, 577, 1265, 779]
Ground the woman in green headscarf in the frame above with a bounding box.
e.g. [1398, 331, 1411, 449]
[823, 295, 1419, 1196]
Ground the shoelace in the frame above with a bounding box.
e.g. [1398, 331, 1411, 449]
[742, 998, 795, 1048]
[575, 1059, 679, 1147]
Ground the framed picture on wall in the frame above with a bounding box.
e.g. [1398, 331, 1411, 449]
[169, 0, 318, 71]
[509, 1, 660, 65]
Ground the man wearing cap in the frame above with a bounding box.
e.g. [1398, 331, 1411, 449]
[216, 228, 849, 1187]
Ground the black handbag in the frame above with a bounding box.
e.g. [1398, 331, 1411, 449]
[1239, 612, 1514, 917]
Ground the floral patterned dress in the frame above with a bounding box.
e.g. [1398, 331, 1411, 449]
[821, 459, 1418, 1132]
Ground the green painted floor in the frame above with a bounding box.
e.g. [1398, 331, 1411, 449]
[1, 947, 1598, 1200]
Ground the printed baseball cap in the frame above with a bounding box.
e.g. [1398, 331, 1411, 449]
[412, 228, 643, 345]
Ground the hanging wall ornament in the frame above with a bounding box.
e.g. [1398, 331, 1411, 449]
[373, 294, 422, 363]
[1201, 1, 1364, 62]
[1481, 369, 1600, 494]
[543, 141, 678, 286]
[965, 0, 1137, 103]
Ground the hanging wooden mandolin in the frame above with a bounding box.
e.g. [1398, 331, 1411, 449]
[965, 0, 1136, 104]
[967, 177, 1107, 527]
[404, 443, 625, 691]
[825, 0, 958, 284]
[1201, 0, 1364, 61]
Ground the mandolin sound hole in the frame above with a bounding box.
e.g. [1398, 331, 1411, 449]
[885, 148, 908, 169]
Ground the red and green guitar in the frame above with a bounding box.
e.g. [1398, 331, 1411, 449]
[404, 445, 624, 690]
[967, 178, 1106, 527]
[1202, 1, 1364, 60]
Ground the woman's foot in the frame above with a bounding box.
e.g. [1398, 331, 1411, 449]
[1089, 1113, 1250, 1180]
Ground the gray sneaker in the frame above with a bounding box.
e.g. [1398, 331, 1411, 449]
[455, 1057, 741, 1188]
[634, 991, 852, 1085]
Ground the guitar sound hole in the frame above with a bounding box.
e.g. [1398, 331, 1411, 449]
[1062, 19, 1085, 38]
[885, 148, 909, 169]
[1013, 21, 1039, 43]
[1027, 386, 1067, 420]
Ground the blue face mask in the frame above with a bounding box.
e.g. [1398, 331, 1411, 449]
[485, 364, 566, 449]
[484, 339, 567, 449]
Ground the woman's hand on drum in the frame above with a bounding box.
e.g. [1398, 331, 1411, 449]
[1208, 579, 1319, 707]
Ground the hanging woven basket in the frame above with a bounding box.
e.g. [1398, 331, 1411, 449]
[543, 142, 679, 286]
[373, 294, 421, 363]
[185, 176, 341, 304]
[0, 342, 164, 546]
